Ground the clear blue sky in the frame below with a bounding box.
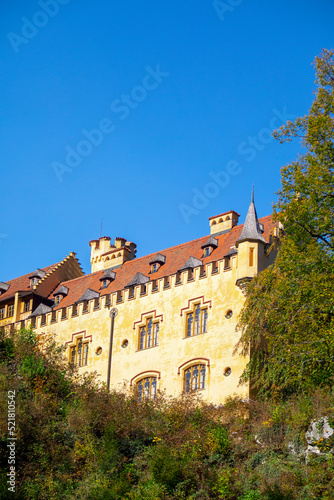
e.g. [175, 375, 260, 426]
[1, 0, 333, 281]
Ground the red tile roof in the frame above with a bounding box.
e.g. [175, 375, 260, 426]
[0, 263, 59, 303]
[51, 214, 277, 311]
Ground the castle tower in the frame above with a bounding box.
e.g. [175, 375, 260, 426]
[89, 236, 137, 273]
[236, 189, 266, 293]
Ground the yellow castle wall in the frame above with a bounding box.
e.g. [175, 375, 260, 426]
[30, 248, 268, 405]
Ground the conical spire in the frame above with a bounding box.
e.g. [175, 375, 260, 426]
[236, 188, 266, 245]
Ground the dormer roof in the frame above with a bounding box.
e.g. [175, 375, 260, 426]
[99, 269, 116, 282]
[149, 253, 166, 265]
[237, 189, 266, 245]
[178, 256, 203, 271]
[125, 272, 150, 287]
[54, 285, 69, 297]
[201, 236, 218, 249]
[30, 303, 53, 317]
[76, 288, 100, 303]
[29, 269, 46, 280]
[0, 282, 10, 293]
[224, 247, 238, 257]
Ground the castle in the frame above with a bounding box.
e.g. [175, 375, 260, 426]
[0, 194, 280, 404]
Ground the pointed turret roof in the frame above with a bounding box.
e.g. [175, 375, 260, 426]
[237, 189, 266, 245]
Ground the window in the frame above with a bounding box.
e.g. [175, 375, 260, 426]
[163, 276, 170, 288]
[70, 338, 89, 367]
[72, 304, 78, 316]
[137, 376, 157, 402]
[8, 305, 14, 317]
[211, 261, 218, 274]
[41, 314, 46, 325]
[82, 300, 89, 313]
[249, 248, 254, 267]
[175, 272, 182, 285]
[30, 317, 36, 328]
[104, 294, 111, 307]
[140, 284, 147, 295]
[51, 310, 57, 322]
[0, 308, 5, 319]
[151, 263, 159, 273]
[94, 298, 100, 309]
[101, 280, 108, 289]
[55, 295, 62, 305]
[61, 307, 67, 319]
[30, 277, 38, 287]
[128, 286, 135, 299]
[24, 300, 31, 312]
[152, 280, 158, 292]
[187, 269, 194, 281]
[184, 365, 206, 393]
[224, 256, 231, 270]
[116, 291, 123, 303]
[186, 304, 208, 337]
[204, 247, 211, 257]
[139, 318, 159, 350]
[199, 265, 206, 277]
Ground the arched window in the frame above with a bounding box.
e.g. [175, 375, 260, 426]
[139, 318, 159, 350]
[186, 304, 208, 337]
[137, 376, 157, 402]
[184, 365, 206, 393]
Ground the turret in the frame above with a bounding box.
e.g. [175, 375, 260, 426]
[235, 189, 266, 293]
[89, 236, 137, 273]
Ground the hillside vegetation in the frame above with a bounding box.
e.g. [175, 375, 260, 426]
[0, 328, 334, 500]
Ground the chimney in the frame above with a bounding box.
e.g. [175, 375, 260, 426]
[209, 210, 240, 235]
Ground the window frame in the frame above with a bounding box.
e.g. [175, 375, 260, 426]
[7, 304, 14, 317]
[184, 364, 206, 393]
[185, 304, 208, 337]
[23, 300, 31, 312]
[138, 317, 160, 350]
[136, 376, 157, 402]
[69, 337, 89, 367]
[54, 295, 62, 305]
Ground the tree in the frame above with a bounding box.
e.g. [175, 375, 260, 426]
[236, 49, 334, 398]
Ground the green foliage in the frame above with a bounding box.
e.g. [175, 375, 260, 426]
[237, 49, 334, 397]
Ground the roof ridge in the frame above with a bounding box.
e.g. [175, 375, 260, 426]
[4, 261, 62, 285]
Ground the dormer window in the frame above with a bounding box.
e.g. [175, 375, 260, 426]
[204, 247, 211, 257]
[149, 253, 166, 274]
[151, 263, 159, 273]
[29, 269, 46, 288]
[201, 236, 218, 258]
[55, 295, 62, 305]
[99, 270, 116, 289]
